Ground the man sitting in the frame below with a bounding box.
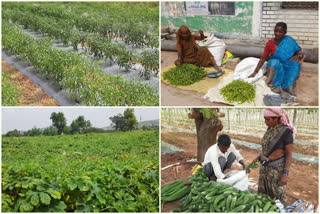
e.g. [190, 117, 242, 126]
[203, 134, 247, 181]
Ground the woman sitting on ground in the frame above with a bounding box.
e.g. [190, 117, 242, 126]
[248, 22, 304, 96]
[175, 25, 222, 71]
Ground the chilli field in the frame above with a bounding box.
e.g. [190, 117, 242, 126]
[2, 130, 159, 212]
[2, 2, 159, 106]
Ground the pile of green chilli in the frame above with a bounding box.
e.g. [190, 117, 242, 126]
[220, 80, 256, 104]
[161, 168, 279, 213]
[163, 64, 206, 86]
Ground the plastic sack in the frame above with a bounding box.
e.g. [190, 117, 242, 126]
[222, 51, 234, 65]
[216, 170, 248, 191]
[232, 57, 268, 84]
[197, 34, 226, 66]
[276, 199, 316, 213]
[192, 164, 203, 175]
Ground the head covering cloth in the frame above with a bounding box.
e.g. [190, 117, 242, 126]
[176, 25, 197, 48]
[264, 108, 296, 137]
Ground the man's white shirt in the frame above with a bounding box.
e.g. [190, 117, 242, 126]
[203, 144, 243, 179]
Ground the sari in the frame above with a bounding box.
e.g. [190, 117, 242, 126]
[258, 124, 290, 204]
[176, 26, 214, 67]
[267, 35, 301, 93]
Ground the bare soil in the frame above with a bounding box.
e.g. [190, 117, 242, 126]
[2, 60, 59, 106]
[161, 130, 319, 212]
[163, 121, 318, 141]
[161, 51, 318, 106]
[161, 124, 318, 157]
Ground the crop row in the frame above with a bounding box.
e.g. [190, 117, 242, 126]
[2, 21, 159, 106]
[3, 8, 159, 76]
[2, 2, 158, 48]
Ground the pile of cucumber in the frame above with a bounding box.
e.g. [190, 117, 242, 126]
[163, 168, 279, 213]
[161, 180, 191, 203]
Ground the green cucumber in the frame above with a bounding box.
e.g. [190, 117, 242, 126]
[247, 206, 254, 212]
[263, 202, 271, 212]
[213, 195, 225, 207]
[162, 182, 185, 197]
[230, 196, 237, 210]
[170, 208, 182, 212]
[230, 205, 246, 212]
[215, 199, 226, 212]
[254, 205, 259, 212]
[162, 180, 183, 193]
[162, 186, 191, 202]
[226, 195, 232, 210]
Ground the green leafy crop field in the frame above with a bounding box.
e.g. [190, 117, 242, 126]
[2, 130, 159, 212]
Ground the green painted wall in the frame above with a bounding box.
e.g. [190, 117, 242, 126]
[161, 2, 253, 36]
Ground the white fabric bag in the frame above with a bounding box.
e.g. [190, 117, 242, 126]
[197, 34, 226, 66]
[216, 170, 248, 191]
[232, 57, 268, 84]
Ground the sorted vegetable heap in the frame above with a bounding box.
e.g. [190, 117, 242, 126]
[161, 168, 279, 213]
[220, 80, 255, 104]
[247, 162, 260, 169]
[163, 64, 206, 86]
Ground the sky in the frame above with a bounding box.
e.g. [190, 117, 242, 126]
[2, 107, 159, 133]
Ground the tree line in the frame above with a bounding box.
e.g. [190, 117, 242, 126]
[5, 109, 157, 137]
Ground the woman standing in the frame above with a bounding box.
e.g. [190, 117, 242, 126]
[248, 22, 304, 95]
[175, 25, 222, 71]
[251, 108, 295, 204]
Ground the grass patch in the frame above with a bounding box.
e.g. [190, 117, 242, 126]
[2, 70, 19, 105]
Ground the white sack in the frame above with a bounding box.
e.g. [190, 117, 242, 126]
[197, 34, 226, 66]
[216, 170, 248, 191]
[232, 57, 268, 84]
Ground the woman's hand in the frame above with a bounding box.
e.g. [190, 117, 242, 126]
[251, 158, 259, 164]
[248, 72, 257, 78]
[176, 53, 183, 67]
[248, 57, 266, 78]
[279, 174, 288, 186]
[239, 160, 250, 174]
[290, 55, 300, 62]
[176, 59, 182, 66]
[198, 30, 205, 40]
[290, 50, 304, 62]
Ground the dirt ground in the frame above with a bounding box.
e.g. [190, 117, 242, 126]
[2, 60, 59, 106]
[161, 130, 319, 212]
[162, 122, 318, 157]
[161, 51, 318, 106]
[163, 121, 318, 141]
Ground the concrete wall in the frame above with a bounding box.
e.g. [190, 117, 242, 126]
[162, 1, 319, 46]
[161, 2, 255, 37]
[262, 2, 318, 46]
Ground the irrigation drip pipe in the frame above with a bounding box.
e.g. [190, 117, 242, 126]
[173, 121, 318, 136]
[162, 125, 318, 164]
[2, 50, 77, 106]
[161, 159, 200, 171]
[222, 130, 318, 146]
[21, 27, 159, 89]
[161, 141, 184, 154]
[168, 118, 318, 130]
[162, 125, 318, 147]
